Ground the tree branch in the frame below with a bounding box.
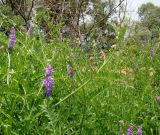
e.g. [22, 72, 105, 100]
[27, 0, 35, 21]
[9, 0, 27, 24]
[86, 0, 125, 37]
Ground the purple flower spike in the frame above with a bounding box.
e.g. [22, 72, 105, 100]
[67, 64, 74, 78]
[45, 65, 53, 76]
[9, 27, 16, 48]
[127, 125, 133, 135]
[43, 76, 54, 88]
[42, 65, 54, 96]
[44, 88, 52, 96]
[137, 125, 142, 135]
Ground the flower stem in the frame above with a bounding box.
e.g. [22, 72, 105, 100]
[7, 51, 11, 85]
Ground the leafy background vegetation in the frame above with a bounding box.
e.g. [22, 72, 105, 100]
[0, 0, 160, 134]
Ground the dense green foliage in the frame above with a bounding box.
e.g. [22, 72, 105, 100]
[0, 23, 160, 134]
[0, 1, 160, 135]
[127, 2, 160, 45]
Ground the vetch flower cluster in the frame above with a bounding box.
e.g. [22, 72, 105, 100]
[67, 64, 74, 78]
[45, 65, 53, 76]
[43, 65, 54, 96]
[126, 124, 143, 135]
[127, 125, 133, 135]
[137, 125, 142, 135]
[9, 27, 16, 53]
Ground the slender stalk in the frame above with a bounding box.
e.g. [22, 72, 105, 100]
[7, 51, 11, 85]
[76, 70, 87, 135]
[53, 79, 90, 107]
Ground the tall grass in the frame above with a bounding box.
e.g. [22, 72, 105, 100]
[0, 24, 160, 135]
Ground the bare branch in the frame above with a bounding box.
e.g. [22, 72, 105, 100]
[9, 0, 27, 24]
[27, 0, 35, 21]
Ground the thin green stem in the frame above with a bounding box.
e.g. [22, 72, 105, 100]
[54, 79, 90, 107]
[7, 51, 11, 85]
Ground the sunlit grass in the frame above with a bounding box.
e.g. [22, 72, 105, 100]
[0, 28, 160, 134]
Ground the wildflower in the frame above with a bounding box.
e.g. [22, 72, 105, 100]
[127, 125, 133, 135]
[155, 96, 160, 102]
[120, 68, 133, 76]
[100, 49, 106, 60]
[111, 44, 116, 49]
[44, 87, 52, 96]
[45, 65, 53, 76]
[149, 68, 155, 77]
[43, 76, 54, 96]
[137, 125, 142, 135]
[43, 76, 54, 88]
[67, 64, 74, 78]
[9, 27, 16, 50]
[43, 65, 54, 96]
[27, 22, 34, 35]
